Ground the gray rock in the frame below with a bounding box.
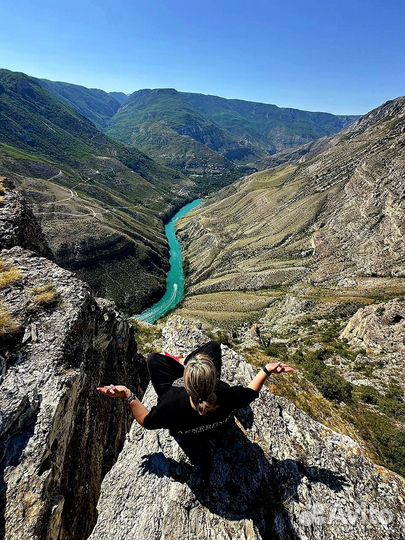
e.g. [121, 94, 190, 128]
[89, 316, 405, 540]
[0, 176, 52, 257]
[341, 299, 405, 354]
[0, 247, 141, 540]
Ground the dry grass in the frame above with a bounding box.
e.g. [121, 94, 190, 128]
[0, 259, 23, 289]
[33, 283, 60, 307]
[0, 177, 7, 195]
[0, 303, 20, 339]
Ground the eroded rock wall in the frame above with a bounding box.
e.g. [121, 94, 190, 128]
[0, 175, 145, 540]
[0, 176, 52, 258]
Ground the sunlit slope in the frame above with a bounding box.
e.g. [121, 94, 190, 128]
[177, 98, 405, 325]
[0, 69, 192, 312]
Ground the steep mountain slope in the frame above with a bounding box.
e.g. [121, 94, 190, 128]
[108, 90, 128, 105]
[38, 78, 127, 130]
[105, 88, 357, 168]
[176, 97, 405, 476]
[39, 80, 357, 192]
[105, 88, 243, 189]
[182, 91, 357, 155]
[178, 97, 404, 322]
[0, 69, 192, 313]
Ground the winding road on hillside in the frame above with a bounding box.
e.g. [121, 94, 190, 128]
[33, 169, 133, 219]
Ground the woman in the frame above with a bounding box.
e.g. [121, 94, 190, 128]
[97, 341, 293, 436]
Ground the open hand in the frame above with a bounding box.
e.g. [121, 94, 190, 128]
[266, 362, 294, 375]
[96, 385, 131, 399]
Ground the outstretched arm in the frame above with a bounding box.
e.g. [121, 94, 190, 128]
[248, 362, 294, 393]
[97, 385, 149, 427]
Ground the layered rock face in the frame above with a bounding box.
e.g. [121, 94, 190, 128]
[0, 176, 51, 258]
[0, 247, 141, 540]
[337, 299, 405, 393]
[341, 299, 405, 354]
[0, 188, 142, 539]
[89, 317, 405, 540]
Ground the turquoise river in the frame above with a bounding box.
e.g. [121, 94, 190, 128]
[135, 198, 203, 324]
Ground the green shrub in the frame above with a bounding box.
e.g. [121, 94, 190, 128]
[264, 342, 288, 360]
[355, 384, 405, 421]
[294, 348, 353, 403]
[355, 410, 405, 477]
[356, 385, 379, 405]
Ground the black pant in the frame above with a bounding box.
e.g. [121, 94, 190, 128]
[147, 341, 222, 399]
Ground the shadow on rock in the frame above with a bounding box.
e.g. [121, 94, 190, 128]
[140, 418, 347, 540]
[0, 397, 39, 538]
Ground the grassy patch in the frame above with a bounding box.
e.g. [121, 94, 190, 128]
[293, 349, 353, 403]
[33, 284, 60, 307]
[263, 342, 289, 361]
[355, 384, 405, 422]
[130, 320, 162, 354]
[0, 303, 20, 339]
[0, 259, 23, 289]
[346, 406, 405, 477]
[0, 142, 55, 164]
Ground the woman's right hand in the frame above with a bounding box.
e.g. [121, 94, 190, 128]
[266, 362, 294, 374]
[97, 385, 131, 399]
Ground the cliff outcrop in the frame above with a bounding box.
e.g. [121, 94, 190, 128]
[0, 183, 142, 539]
[89, 316, 405, 540]
[0, 176, 51, 258]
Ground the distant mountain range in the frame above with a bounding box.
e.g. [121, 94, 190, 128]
[0, 68, 193, 312]
[36, 80, 358, 178]
[0, 67, 358, 312]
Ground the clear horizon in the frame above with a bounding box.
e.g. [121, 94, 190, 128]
[1, 0, 404, 115]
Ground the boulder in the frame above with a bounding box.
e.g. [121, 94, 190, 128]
[340, 299, 405, 354]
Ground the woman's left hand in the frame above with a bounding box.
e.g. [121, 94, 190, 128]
[97, 385, 131, 399]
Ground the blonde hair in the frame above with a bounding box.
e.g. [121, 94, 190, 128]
[184, 353, 218, 416]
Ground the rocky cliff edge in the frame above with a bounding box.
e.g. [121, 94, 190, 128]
[0, 180, 142, 540]
[89, 316, 405, 540]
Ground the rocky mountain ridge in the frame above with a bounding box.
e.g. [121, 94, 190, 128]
[39, 80, 357, 180]
[176, 97, 405, 323]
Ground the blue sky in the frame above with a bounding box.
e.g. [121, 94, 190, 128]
[0, 0, 403, 114]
